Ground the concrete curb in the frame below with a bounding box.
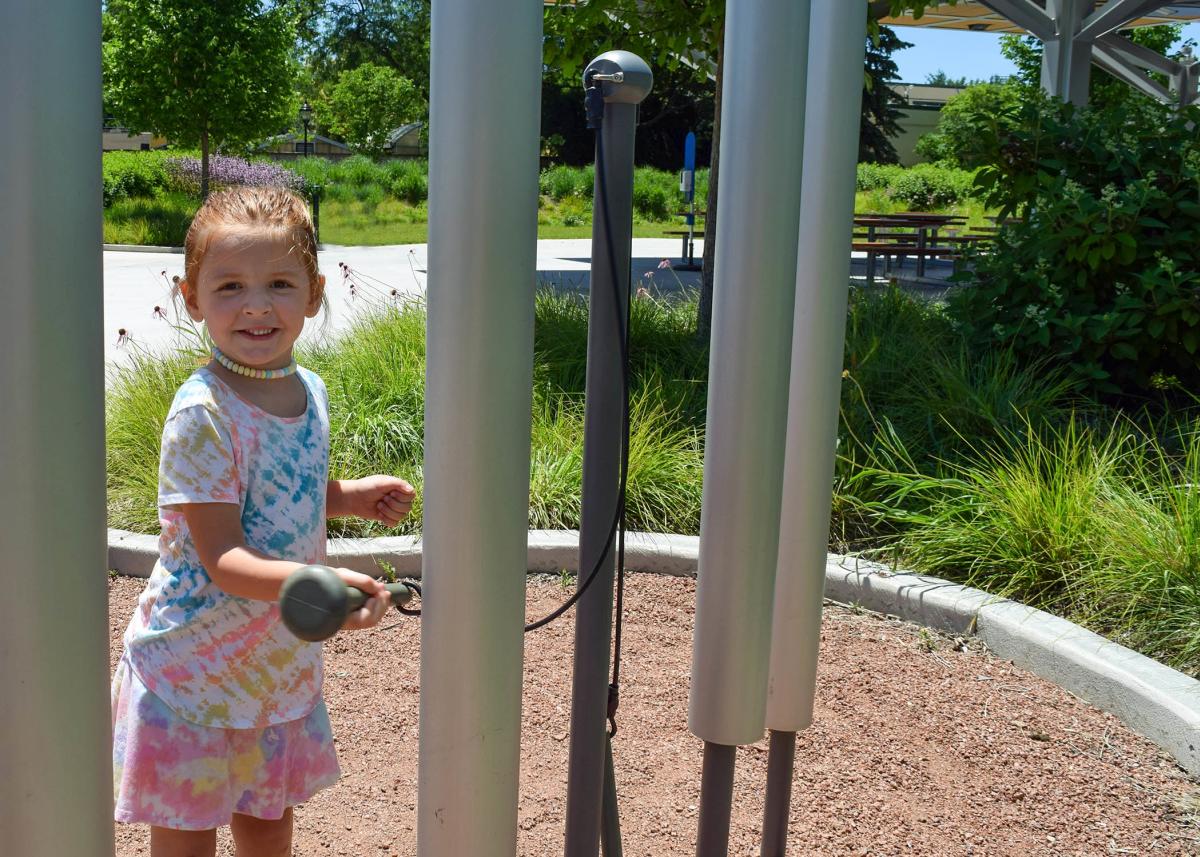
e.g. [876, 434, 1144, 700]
[104, 243, 184, 253]
[108, 528, 1200, 778]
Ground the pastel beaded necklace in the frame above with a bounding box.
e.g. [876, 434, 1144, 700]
[212, 346, 298, 380]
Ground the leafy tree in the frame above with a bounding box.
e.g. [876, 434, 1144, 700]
[301, 1, 431, 103]
[925, 70, 969, 87]
[914, 83, 1023, 167]
[861, 25, 912, 163]
[319, 63, 424, 157]
[104, 0, 299, 198]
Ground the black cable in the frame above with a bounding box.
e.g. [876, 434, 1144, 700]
[525, 80, 632, 638]
[385, 76, 633, 663]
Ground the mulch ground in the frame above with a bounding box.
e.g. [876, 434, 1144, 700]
[109, 573, 1200, 856]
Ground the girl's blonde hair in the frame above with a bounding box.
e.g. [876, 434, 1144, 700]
[183, 186, 322, 298]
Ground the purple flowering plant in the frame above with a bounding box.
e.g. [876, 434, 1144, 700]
[165, 155, 306, 196]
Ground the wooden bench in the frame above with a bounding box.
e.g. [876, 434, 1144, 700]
[852, 242, 966, 284]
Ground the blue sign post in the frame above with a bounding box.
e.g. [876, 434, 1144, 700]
[676, 131, 702, 270]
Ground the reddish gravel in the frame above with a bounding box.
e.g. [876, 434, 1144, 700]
[109, 573, 1200, 856]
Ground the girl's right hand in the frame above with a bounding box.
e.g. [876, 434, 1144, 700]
[335, 568, 392, 631]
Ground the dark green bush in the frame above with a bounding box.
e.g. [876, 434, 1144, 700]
[855, 162, 904, 192]
[102, 150, 172, 206]
[950, 98, 1200, 395]
[886, 162, 976, 209]
[855, 161, 977, 209]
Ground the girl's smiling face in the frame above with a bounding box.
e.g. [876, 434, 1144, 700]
[183, 228, 325, 370]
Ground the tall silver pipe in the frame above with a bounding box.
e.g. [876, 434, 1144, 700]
[688, 0, 811, 747]
[0, 3, 112, 855]
[689, 0, 812, 853]
[765, 0, 868, 743]
[419, 2, 542, 855]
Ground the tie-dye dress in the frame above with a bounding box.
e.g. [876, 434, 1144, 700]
[112, 366, 341, 830]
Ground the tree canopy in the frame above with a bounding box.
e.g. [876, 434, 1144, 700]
[319, 63, 424, 157]
[105, 0, 299, 196]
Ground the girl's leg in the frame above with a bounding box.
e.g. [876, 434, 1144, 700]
[150, 826, 217, 857]
[230, 807, 293, 857]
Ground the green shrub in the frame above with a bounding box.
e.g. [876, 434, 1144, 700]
[885, 162, 976, 209]
[631, 168, 675, 221]
[915, 83, 1023, 168]
[331, 154, 385, 188]
[102, 150, 172, 206]
[950, 98, 1200, 395]
[854, 162, 977, 210]
[540, 165, 593, 200]
[384, 160, 428, 204]
[856, 162, 904, 192]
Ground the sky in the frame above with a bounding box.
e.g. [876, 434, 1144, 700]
[892, 22, 1200, 84]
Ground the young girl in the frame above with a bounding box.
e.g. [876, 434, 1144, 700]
[112, 186, 415, 857]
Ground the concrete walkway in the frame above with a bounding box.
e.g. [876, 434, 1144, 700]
[103, 238, 703, 370]
[104, 237, 960, 371]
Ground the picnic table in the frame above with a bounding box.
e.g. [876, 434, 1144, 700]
[853, 213, 984, 282]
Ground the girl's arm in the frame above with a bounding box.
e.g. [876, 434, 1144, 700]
[327, 476, 415, 523]
[180, 502, 388, 626]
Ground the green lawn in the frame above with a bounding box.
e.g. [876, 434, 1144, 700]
[104, 191, 996, 248]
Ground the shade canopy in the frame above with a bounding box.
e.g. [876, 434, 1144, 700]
[881, 1, 1200, 32]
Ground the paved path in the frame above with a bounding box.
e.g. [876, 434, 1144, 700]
[103, 238, 702, 371]
[103, 237, 958, 371]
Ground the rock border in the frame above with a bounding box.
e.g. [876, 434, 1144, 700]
[108, 527, 1200, 778]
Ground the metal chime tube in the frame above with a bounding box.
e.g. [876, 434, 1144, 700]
[688, 0, 812, 854]
[0, 3, 112, 855]
[761, 2, 869, 855]
[419, 2, 542, 854]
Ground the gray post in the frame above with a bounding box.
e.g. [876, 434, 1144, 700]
[418, 2, 542, 855]
[760, 731, 797, 857]
[762, 3, 869, 855]
[564, 50, 651, 857]
[0, 3, 112, 856]
[688, 0, 811, 853]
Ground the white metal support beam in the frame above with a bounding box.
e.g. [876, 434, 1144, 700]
[1078, 0, 1168, 40]
[975, 0, 1056, 40]
[1093, 33, 1177, 101]
[1098, 31, 1182, 76]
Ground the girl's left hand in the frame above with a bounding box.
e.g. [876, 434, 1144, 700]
[343, 475, 416, 525]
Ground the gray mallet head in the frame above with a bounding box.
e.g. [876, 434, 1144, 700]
[279, 564, 355, 642]
[279, 564, 414, 642]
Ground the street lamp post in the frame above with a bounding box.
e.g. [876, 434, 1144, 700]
[298, 101, 319, 243]
[299, 100, 312, 156]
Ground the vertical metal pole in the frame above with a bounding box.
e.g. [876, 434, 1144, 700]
[762, 3, 868, 856]
[760, 731, 797, 857]
[564, 50, 651, 857]
[0, 3, 111, 856]
[419, 2, 542, 855]
[599, 734, 623, 857]
[696, 743, 737, 857]
[688, 0, 811, 853]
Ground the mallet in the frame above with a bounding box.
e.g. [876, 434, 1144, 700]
[279, 564, 414, 642]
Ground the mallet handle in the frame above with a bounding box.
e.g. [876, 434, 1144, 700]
[345, 581, 414, 612]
